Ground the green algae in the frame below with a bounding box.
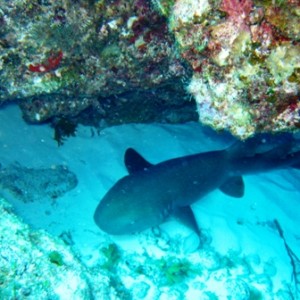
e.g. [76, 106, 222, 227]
[48, 251, 64, 266]
[158, 256, 196, 285]
[100, 243, 122, 270]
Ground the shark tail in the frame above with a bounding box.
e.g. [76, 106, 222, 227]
[227, 133, 295, 158]
[228, 133, 300, 174]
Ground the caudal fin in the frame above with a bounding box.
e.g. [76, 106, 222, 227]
[227, 133, 295, 158]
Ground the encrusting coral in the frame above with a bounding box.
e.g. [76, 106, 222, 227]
[0, 0, 299, 138]
[154, 0, 300, 138]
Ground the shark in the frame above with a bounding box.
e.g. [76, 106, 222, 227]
[94, 135, 300, 235]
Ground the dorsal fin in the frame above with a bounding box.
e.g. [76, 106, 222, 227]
[219, 176, 244, 198]
[124, 148, 154, 174]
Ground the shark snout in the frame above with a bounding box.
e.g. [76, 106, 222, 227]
[94, 198, 145, 235]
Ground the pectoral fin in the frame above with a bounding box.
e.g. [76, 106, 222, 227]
[219, 176, 244, 198]
[173, 206, 200, 236]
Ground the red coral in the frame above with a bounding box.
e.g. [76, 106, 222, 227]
[251, 21, 274, 47]
[287, 0, 300, 5]
[134, 0, 150, 15]
[220, 0, 253, 23]
[29, 50, 63, 73]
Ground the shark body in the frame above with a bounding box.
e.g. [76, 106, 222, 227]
[94, 137, 300, 235]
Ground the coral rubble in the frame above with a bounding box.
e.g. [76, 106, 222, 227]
[0, 197, 106, 299]
[0, 195, 298, 298]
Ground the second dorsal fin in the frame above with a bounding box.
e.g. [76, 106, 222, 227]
[124, 148, 154, 174]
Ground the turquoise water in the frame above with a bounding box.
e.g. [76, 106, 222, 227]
[0, 105, 300, 299]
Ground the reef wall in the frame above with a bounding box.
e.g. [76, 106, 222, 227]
[155, 0, 300, 138]
[0, 0, 299, 138]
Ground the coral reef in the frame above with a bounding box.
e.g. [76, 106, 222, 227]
[154, 0, 300, 138]
[0, 197, 101, 299]
[0, 0, 190, 127]
[0, 0, 299, 138]
[19, 84, 197, 126]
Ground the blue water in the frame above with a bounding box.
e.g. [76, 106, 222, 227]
[0, 105, 300, 299]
